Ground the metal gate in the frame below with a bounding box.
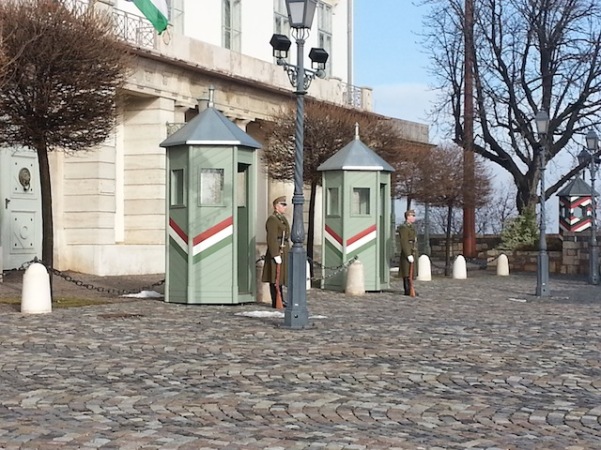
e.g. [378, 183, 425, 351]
[1, 148, 42, 270]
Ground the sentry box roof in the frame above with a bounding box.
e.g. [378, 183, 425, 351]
[160, 106, 261, 149]
[318, 134, 394, 172]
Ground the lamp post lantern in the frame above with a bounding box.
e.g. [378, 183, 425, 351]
[270, 0, 328, 329]
[585, 130, 599, 285]
[535, 110, 550, 297]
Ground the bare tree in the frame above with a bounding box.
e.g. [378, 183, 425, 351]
[429, 207, 462, 235]
[414, 143, 492, 274]
[0, 0, 131, 278]
[476, 186, 517, 234]
[263, 100, 411, 270]
[0, 17, 39, 85]
[421, 0, 601, 213]
[0, 48, 5, 82]
[430, 185, 515, 236]
[393, 139, 434, 209]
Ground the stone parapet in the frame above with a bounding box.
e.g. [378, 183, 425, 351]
[397, 233, 598, 276]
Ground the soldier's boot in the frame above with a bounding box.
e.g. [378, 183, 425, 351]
[403, 277, 410, 296]
[269, 284, 278, 308]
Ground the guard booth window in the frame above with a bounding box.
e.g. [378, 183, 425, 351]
[170, 168, 185, 207]
[199, 168, 224, 205]
[327, 187, 339, 216]
[352, 187, 370, 215]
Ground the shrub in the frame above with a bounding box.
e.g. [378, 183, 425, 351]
[499, 207, 539, 250]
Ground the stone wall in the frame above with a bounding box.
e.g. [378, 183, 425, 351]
[485, 248, 564, 274]
[485, 233, 595, 275]
[427, 235, 502, 259]
[396, 232, 597, 275]
[552, 232, 594, 275]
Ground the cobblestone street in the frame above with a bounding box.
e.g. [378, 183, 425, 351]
[1, 270, 600, 449]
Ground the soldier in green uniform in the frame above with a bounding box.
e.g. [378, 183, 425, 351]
[398, 209, 418, 296]
[262, 196, 291, 308]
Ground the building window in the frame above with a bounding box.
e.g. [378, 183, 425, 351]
[352, 188, 370, 215]
[223, 0, 241, 52]
[317, 1, 332, 76]
[273, 0, 290, 63]
[327, 187, 339, 216]
[274, 0, 290, 36]
[199, 168, 224, 205]
[170, 169, 186, 207]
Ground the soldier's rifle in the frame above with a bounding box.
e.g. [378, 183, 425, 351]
[274, 227, 285, 310]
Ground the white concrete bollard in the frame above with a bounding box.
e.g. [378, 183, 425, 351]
[417, 255, 432, 281]
[21, 263, 52, 314]
[497, 253, 510, 276]
[345, 259, 365, 296]
[452, 255, 467, 280]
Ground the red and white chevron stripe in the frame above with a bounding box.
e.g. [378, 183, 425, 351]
[169, 216, 233, 256]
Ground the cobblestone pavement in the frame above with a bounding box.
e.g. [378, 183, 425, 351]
[1, 269, 601, 449]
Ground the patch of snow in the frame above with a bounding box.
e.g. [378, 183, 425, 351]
[235, 311, 327, 319]
[122, 290, 164, 298]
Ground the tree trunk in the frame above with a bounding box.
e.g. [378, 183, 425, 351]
[445, 204, 453, 277]
[516, 177, 539, 214]
[36, 144, 53, 296]
[463, 0, 476, 258]
[307, 180, 318, 279]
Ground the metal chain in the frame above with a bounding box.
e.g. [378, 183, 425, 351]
[5, 252, 499, 293]
[3, 257, 165, 296]
[307, 255, 358, 282]
[257, 254, 358, 282]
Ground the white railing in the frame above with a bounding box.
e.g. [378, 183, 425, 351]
[342, 82, 363, 109]
[112, 8, 157, 49]
[64, 0, 157, 50]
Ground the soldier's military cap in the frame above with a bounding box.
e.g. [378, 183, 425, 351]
[404, 209, 416, 218]
[273, 196, 287, 206]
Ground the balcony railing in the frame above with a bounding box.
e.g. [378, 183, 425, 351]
[342, 82, 363, 109]
[113, 8, 157, 49]
[62, 0, 89, 15]
[65, 0, 157, 50]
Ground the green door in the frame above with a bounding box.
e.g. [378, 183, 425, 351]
[379, 183, 386, 286]
[237, 163, 251, 294]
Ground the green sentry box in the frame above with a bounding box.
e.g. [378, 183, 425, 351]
[318, 131, 395, 292]
[161, 101, 260, 304]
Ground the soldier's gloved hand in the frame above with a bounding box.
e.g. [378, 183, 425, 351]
[407, 255, 414, 263]
[274, 256, 282, 264]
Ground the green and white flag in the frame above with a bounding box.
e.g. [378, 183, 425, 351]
[127, 0, 169, 34]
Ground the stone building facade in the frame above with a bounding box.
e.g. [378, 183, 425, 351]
[0, 0, 430, 276]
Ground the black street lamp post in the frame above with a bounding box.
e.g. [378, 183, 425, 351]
[535, 110, 550, 297]
[580, 130, 600, 285]
[269, 0, 328, 329]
